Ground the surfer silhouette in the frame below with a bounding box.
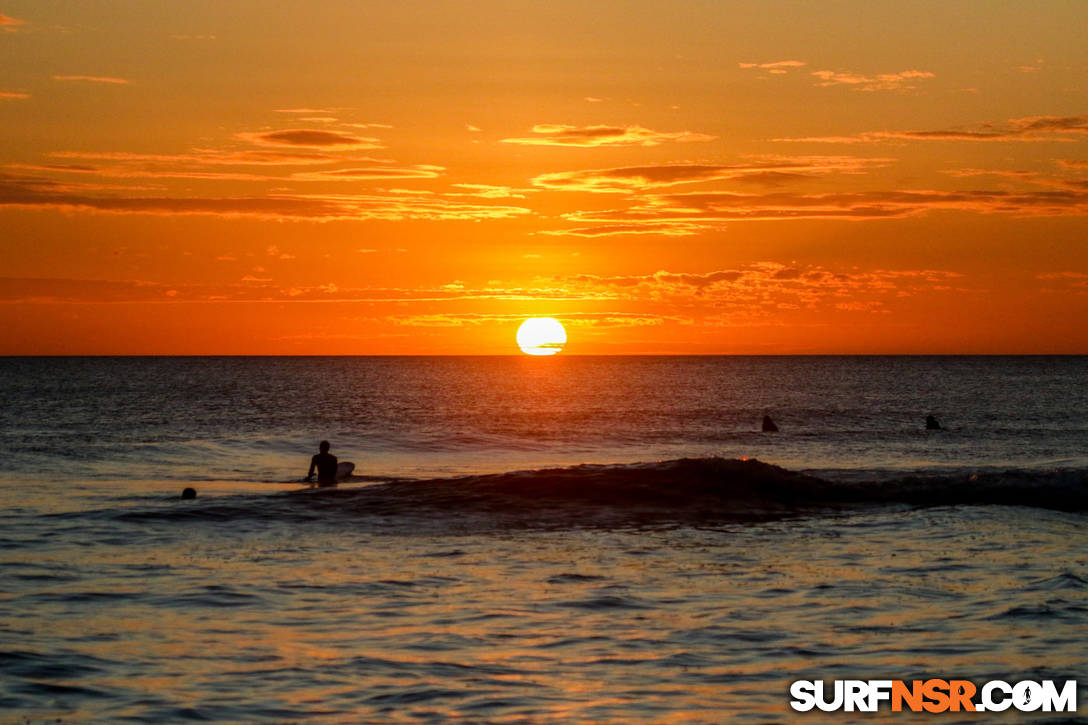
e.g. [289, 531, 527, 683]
[305, 440, 339, 486]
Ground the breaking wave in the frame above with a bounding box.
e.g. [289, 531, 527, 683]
[110, 458, 1088, 529]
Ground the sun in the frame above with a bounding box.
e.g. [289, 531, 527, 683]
[516, 317, 566, 356]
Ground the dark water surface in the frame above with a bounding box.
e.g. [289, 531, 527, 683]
[0, 356, 1086, 722]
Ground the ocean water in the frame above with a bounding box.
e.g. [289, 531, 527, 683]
[0, 356, 1086, 723]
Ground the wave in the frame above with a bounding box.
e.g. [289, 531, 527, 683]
[111, 458, 1088, 528]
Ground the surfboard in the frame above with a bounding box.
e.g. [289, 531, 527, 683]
[289, 461, 356, 494]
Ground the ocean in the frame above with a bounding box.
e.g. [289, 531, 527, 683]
[1, 356, 1085, 722]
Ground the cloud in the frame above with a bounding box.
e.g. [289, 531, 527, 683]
[772, 135, 880, 144]
[884, 131, 1043, 142]
[501, 124, 716, 147]
[775, 115, 1088, 144]
[939, 165, 1088, 193]
[38, 131, 400, 190]
[448, 184, 529, 199]
[1036, 271, 1088, 280]
[52, 75, 131, 85]
[524, 157, 1086, 234]
[540, 222, 714, 237]
[0, 91, 29, 101]
[0, 278, 171, 303]
[51, 149, 379, 167]
[0, 277, 600, 305]
[739, 60, 806, 74]
[531, 157, 892, 193]
[291, 165, 444, 181]
[882, 116, 1088, 142]
[738, 62, 932, 88]
[1013, 116, 1088, 135]
[943, 168, 1033, 178]
[0, 13, 25, 31]
[1035, 271, 1088, 293]
[7, 162, 274, 182]
[569, 270, 746, 289]
[541, 187, 1088, 235]
[811, 69, 934, 92]
[0, 172, 531, 222]
[388, 312, 682, 328]
[550, 264, 969, 321]
[664, 188, 1088, 218]
[274, 108, 336, 114]
[15, 163, 99, 173]
[0, 264, 971, 330]
[237, 129, 382, 149]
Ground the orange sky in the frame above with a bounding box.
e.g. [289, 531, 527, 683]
[1, 1, 1086, 354]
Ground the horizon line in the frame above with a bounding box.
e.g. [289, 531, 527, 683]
[2, 353, 1086, 359]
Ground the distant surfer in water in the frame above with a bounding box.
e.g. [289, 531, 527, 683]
[305, 440, 338, 487]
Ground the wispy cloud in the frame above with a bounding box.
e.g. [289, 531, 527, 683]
[772, 135, 882, 145]
[274, 108, 336, 114]
[738, 61, 933, 90]
[0, 13, 25, 31]
[1036, 271, 1088, 280]
[389, 312, 681, 328]
[0, 277, 593, 305]
[290, 165, 444, 181]
[775, 115, 1088, 144]
[553, 263, 970, 321]
[1035, 271, 1088, 293]
[0, 264, 973, 330]
[882, 115, 1088, 141]
[237, 129, 382, 149]
[810, 69, 934, 92]
[501, 124, 716, 147]
[0, 172, 530, 222]
[52, 75, 131, 85]
[738, 60, 806, 75]
[448, 183, 530, 199]
[940, 162, 1088, 193]
[7, 163, 273, 182]
[0, 91, 29, 100]
[941, 168, 1035, 180]
[50, 149, 379, 167]
[541, 222, 717, 238]
[32, 123, 395, 191]
[531, 157, 892, 193]
[541, 186, 1088, 236]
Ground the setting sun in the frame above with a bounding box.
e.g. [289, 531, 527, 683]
[516, 318, 567, 356]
